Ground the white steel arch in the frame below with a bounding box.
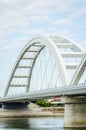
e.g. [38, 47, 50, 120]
[4, 35, 85, 97]
[71, 52, 86, 85]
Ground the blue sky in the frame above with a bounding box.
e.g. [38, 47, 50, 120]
[0, 0, 86, 96]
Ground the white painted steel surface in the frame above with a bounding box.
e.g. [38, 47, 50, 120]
[3, 35, 85, 100]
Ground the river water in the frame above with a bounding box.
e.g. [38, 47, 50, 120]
[0, 117, 85, 130]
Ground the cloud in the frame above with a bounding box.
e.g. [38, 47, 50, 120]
[53, 0, 73, 13]
[53, 18, 72, 25]
[0, 36, 29, 51]
[71, 6, 86, 20]
[80, 41, 86, 49]
[29, 15, 50, 23]
[0, 0, 53, 39]
[0, 0, 86, 46]
[21, 28, 45, 35]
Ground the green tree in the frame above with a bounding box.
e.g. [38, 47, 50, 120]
[36, 99, 51, 107]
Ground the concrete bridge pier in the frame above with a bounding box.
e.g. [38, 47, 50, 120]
[64, 96, 86, 128]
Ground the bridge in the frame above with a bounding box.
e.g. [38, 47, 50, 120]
[0, 35, 86, 128]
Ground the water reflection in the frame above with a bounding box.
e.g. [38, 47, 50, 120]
[0, 117, 85, 130]
[0, 117, 63, 130]
[64, 125, 86, 130]
[0, 118, 29, 129]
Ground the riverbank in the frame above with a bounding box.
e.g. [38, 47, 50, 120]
[0, 107, 64, 118]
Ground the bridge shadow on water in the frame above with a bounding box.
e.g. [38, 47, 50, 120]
[0, 118, 30, 129]
[0, 117, 85, 130]
[64, 128, 86, 130]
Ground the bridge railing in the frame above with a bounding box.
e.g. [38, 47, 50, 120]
[0, 83, 86, 102]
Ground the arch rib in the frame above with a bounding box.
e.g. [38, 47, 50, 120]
[5, 35, 81, 96]
[27, 35, 69, 85]
[71, 52, 86, 85]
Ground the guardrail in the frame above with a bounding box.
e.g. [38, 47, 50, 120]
[0, 83, 86, 102]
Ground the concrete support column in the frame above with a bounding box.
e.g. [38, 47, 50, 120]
[64, 96, 86, 128]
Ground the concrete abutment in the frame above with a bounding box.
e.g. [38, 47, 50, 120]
[64, 96, 86, 128]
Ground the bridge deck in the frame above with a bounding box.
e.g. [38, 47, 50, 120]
[0, 84, 86, 102]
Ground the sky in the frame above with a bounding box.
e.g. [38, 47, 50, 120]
[0, 0, 86, 96]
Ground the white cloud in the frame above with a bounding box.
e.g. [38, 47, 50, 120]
[29, 15, 50, 23]
[0, 0, 85, 43]
[0, 0, 85, 48]
[71, 6, 86, 20]
[0, 0, 53, 39]
[53, 0, 73, 13]
[22, 28, 45, 35]
[0, 36, 28, 51]
[80, 41, 86, 49]
[53, 18, 72, 25]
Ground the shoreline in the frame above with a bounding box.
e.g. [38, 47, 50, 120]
[0, 107, 64, 118]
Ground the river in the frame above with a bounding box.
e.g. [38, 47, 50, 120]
[0, 117, 85, 130]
